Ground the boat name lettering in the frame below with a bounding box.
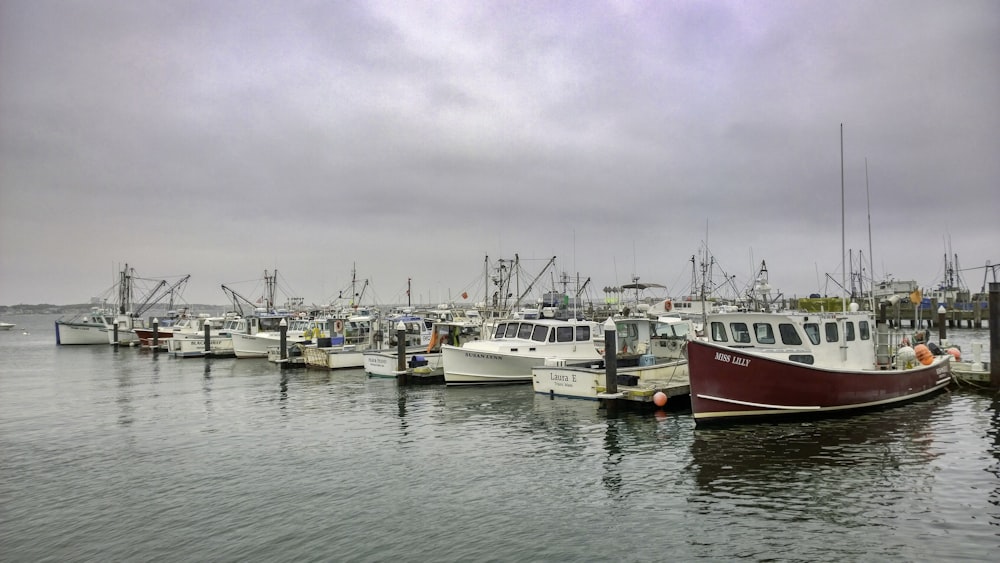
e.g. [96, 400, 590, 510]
[714, 351, 751, 367]
[465, 352, 503, 360]
[935, 365, 948, 376]
[549, 373, 577, 383]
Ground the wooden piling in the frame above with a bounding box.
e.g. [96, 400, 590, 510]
[279, 318, 287, 362]
[603, 318, 618, 396]
[990, 283, 999, 388]
[395, 322, 407, 384]
[937, 305, 947, 346]
[203, 320, 212, 355]
[152, 318, 159, 353]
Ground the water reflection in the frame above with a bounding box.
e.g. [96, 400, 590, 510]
[687, 395, 949, 529]
[989, 396, 1000, 527]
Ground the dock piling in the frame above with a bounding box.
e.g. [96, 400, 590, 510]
[152, 318, 159, 353]
[279, 318, 287, 362]
[990, 283, 999, 388]
[603, 317, 618, 396]
[937, 305, 947, 347]
[396, 321, 407, 384]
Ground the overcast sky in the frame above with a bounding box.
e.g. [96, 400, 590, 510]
[1, 0, 997, 308]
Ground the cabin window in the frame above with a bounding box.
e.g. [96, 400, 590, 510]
[493, 323, 507, 339]
[778, 323, 802, 345]
[730, 322, 751, 344]
[789, 354, 815, 365]
[517, 323, 534, 339]
[825, 322, 839, 343]
[804, 323, 820, 345]
[531, 325, 548, 342]
[711, 322, 728, 342]
[556, 326, 574, 342]
[753, 323, 775, 344]
[576, 325, 591, 342]
[845, 321, 856, 341]
[504, 323, 520, 338]
[859, 320, 871, 340]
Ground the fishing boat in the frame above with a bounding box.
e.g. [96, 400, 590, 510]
[55, 264, 190, 346]
[54, 307, 119, 345]
[302, 309, 380, 369]
[442, 312, 602, 386]
[686, 125, 951, 425]
[0, 321, 15, 331]
[686, 307, 951, 424]
[363, 308, 483, 378]
[532, 315, 692, 399]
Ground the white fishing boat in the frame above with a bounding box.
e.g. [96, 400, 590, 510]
[363, 309, 482, 378]
[56, 264, 190, 346]
[302, 310, 379, 369]
[532, 315, 692, 399]
[442, 314, 602, 386]
[167, 314, 238, 357]
[55, 307, 118, 345]
[0, 322, 15, 331]
[231, 313, 308, 358]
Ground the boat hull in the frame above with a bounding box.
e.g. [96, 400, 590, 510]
[55, 321, 109, 345]
[687, 339, 952, 424]
[363, 349, 443, 378]
[442, 344, 602, 386]
[168, 334, 235, 358]
[532, 358, 689, 400]
[302, 345, 369, 369]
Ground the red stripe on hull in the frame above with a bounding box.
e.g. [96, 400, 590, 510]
[687, 339, 950, 424]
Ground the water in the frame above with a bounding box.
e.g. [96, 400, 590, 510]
[1, 314, 997, 562]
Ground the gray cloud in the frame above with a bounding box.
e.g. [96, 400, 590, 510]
[2, 0, 997, 307]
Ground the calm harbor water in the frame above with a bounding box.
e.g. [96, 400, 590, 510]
[1, 314, 997, 562]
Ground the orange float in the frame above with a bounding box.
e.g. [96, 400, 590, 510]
[914, 344, 933, 366]
[946, 347, 961, 361]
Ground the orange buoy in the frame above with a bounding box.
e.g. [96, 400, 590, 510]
[653, 391, 667, 407]
[914, 344, 933, 366]
[946, 347, 961, 361]
[664, 299, 673, 312]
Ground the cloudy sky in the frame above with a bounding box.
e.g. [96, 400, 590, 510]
[1, 0, 997, 308]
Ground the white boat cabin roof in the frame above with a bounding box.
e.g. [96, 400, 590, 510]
[490, 318, 598, 343]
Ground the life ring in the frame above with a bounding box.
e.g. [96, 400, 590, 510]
[334, 320, 344, 332]
[664, 299, 673, 312]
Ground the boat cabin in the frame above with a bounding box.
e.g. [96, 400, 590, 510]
[705, 312, 877, 369]
[490, 319, 595, 344]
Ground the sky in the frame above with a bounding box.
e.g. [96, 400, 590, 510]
[1, 0, 998, 309]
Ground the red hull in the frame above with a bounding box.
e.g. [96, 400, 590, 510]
[687, 339, 951, 424]
[132, 328, 175, 346]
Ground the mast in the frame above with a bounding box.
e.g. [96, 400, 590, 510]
[865, 157, 875, 310]
[840, 124, 847, 313]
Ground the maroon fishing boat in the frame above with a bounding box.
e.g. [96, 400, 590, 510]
[687, 308, 952, 425]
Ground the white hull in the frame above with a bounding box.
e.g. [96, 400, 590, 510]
[532, 358, 689, 400]
[168, 334, 235, 357]
[232, 332, 308, 358]
[303, 345, 372, 369]
[442, 342, 602, 385]
[55, 321, 110, 345]
[0, 322, 14, 331]
[363, 349, 443, 378]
